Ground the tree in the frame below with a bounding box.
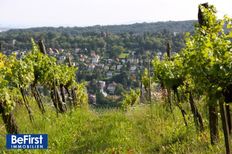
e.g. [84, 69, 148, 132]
[110, 45, 125, 58]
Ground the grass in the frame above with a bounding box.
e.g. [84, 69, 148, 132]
[118, 53, 129, 59]
[0, 100, 227, 154]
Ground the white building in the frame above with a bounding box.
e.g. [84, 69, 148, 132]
[116, 65, 123, 70]
[92, 55, 100, 64]
[107, 83, 117, 94]
[130, 66, 137, 73]
[106, 71, 113, 78]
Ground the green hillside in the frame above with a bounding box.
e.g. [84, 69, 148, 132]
[0, 101, 225, 154]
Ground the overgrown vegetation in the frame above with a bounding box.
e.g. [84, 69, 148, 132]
[0, 101, 226, 153]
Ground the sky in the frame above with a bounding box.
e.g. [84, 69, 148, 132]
[0, 0, 232, 28]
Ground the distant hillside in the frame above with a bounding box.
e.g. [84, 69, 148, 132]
[0, 20, 196, 51]
[0, 27, 10, 32]
[2, 20, 196, 35]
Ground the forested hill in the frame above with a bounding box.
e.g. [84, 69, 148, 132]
[2, 20, 195, 35]
[0, 20, 196, 51]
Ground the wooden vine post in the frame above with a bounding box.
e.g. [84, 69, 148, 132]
[208, 97, 219, 144]
[166, 42, 172, 111]
[147, 53, 152, 103]
[30, 39, 47, 114]
[188, 91, 204, 131]
[219, 97, 230, 154]
[38, 40, 47, 54]
[198, 3, 219, 144]
[198, 3, 209, 27]
[166, 42, 171, 59]
[166, 41, 188, 126]
[223, 84, 232, 134]
[38, 39, 67, 113]
[67, 55, 77, 106]
[139, 54, 145, 104]
[20, 87, 34, 122]
[0, 103, 19, 134]
[226, 104, 232, 134]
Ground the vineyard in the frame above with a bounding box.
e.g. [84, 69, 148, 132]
[151, 4, 232, 153]
[0, 38, 88, 134]
[1, 3, 232, 154]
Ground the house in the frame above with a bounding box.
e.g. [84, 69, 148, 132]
[157, 52, 162, 55]
[98, 81, 107, 97]
[59, 49, 64, 53]
[107, 82, 117, 94]
[98, 81, 106, 89]
[90, 51, 96, 57]
[88, 64, 95, 71]
[104, 65, 109, 71]
[100, 89, 108, 97]
[91, 55, 100, 64]
[79, 55, 85, 62]
[53, 49, 59, 54]
[128, 58, 136, 64]
[114, 72, 120, 76]
[131, 51, 136, 56]
[130, 66, 137, 73]
[116, 65, 123, 70]
[135, 58, 139, 64]
[16, 51, 26, 58]
[72, 62, 76, 66]
[88, 94, 96, 105]
[173, 32, 178, 36]
[106, 71, 113, 78]
[74, 48, 81, 53]
[12, 50, 19, 55]
[48, 48, 54, 54]
[96, 64, 104, 69]
[107, 59, 113, 64]
[121, 59, 126, 63]
[110, 65, 116, 70]
[59, 55, 66, 61]
[118, 53, 128, 64]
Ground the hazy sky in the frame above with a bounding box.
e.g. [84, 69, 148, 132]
[0, 0, 232, 28]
